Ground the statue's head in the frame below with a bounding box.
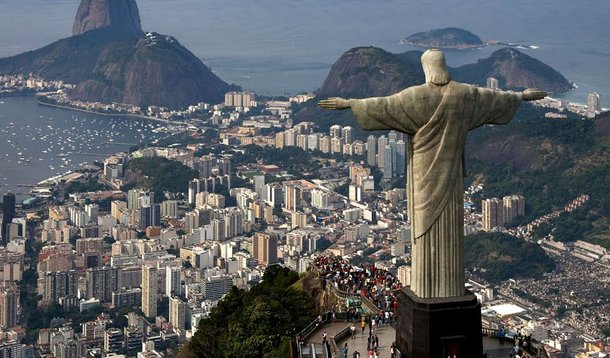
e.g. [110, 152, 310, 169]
[421, 49, 451, 85]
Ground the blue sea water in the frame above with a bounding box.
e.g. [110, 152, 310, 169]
[0, 0, 608, 101]
[0, 0, 608, 195]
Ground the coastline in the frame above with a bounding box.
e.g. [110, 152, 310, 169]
[0, 95, 165, 201]
[399, 40, 537, 50]
[35, 96, 184, 125]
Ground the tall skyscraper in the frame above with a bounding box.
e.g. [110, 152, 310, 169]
[252, 233, 278, 267]
[40, 270, 78, 304]
[395, 140, 406, 175]
[383, 145, 393, 179]
[367, 135, 377, 167]
[482, 198, 501, 231]
[588, 92, 601, 115]
[330, 125, 342, 138]
[253, 175, 265, 198]
[377, 136, 387, 169]
[486, 77, 499, 90]
[188, 179, 201, 205]
[169, 296, 187, 332]
[342, 126, 353, 144]
[141, 265, 157, 318]
[161, 200, 178, 218]
[307, 133, 320, 151]
[319, 135, 331, 153]
[202, 276, 233, 301]
[283, 184, 301, 212]
[389, 139, 398, 175]
[85, 204, 99, 224]
[330, 137, 343, 154]
[502, 195, 525, 224]
[0, 282, 19, 329]
[85, 266, 121, 303]
[166, 266, 182, 297]
[1, 193, 16, 243]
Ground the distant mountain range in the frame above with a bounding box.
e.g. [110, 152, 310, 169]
[317, 46, 572, 99]
[0, 0, 232, 109]
[302, 45, 572, 135]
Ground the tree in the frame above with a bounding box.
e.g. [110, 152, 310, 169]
[185, 266, 316, 357]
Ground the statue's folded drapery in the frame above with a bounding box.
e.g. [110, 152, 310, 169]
[350, 81, 522, 297]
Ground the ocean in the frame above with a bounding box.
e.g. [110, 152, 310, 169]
[0, 0, 608, 195]
[0, 96, 163, 198]
[0, 0, 608, 101]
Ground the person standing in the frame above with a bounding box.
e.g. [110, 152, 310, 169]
[343, 343, 349, 358]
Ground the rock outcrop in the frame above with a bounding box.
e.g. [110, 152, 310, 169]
[68, 33, 232, 108]
[0, 0, 232, 108]
[453, 48, 573, 93]
[317, 47, 424, 99]
[73, 0, 143, 37]
[318, 46, 571, 99]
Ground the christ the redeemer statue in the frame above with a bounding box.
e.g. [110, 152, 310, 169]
[320, 49, 545, 298]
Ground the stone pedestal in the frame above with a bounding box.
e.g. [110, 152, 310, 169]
[396, 288, 483, 358]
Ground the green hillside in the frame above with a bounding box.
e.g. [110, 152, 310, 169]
[181, 266, 317, 358]
[465, 232, 556, 283]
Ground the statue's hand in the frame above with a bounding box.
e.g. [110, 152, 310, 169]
[318, 97, 350, 110]
[522, 88, 547, 101]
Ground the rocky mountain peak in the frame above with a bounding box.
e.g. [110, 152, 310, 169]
[73, 0, 143, 37]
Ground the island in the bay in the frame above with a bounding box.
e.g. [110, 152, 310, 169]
[401, 27, 538, 50]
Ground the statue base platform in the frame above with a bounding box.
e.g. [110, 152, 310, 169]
[396, 288, 483, 358]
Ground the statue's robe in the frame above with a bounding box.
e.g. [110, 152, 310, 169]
[351, 81, 522, 298]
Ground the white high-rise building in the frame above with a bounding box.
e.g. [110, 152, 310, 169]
[307, 133, 320, 151]
[85, 204, 99, 224]
[141, 265, 157, 318]
[166, 266, 181, 297]
[169, 296, 187, 332]
[330, 125, 342, 138]
[486, 77, 499, 90]
[311, 189, 329, 210]
[588, 92, 601, 116]
[342, 126, 353, 144]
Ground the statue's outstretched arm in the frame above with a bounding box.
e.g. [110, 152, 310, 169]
[318, 97, 351, 110]
[522, 88, 547, 101]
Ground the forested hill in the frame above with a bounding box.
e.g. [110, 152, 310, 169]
[465, 232, 556, 283]
[179, 266, 317, 358]
[466, 104, 610, 247]
[296, 45, 571, 136]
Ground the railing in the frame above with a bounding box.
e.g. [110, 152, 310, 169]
[482, 328, 545, 357]
[330, 324, 352, 357]
[296, 311, 340, 358]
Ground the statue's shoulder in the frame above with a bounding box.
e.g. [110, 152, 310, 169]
[399, 83, 430, 97]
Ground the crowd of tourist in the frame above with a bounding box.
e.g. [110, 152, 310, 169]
[314, 255, 402, 314]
